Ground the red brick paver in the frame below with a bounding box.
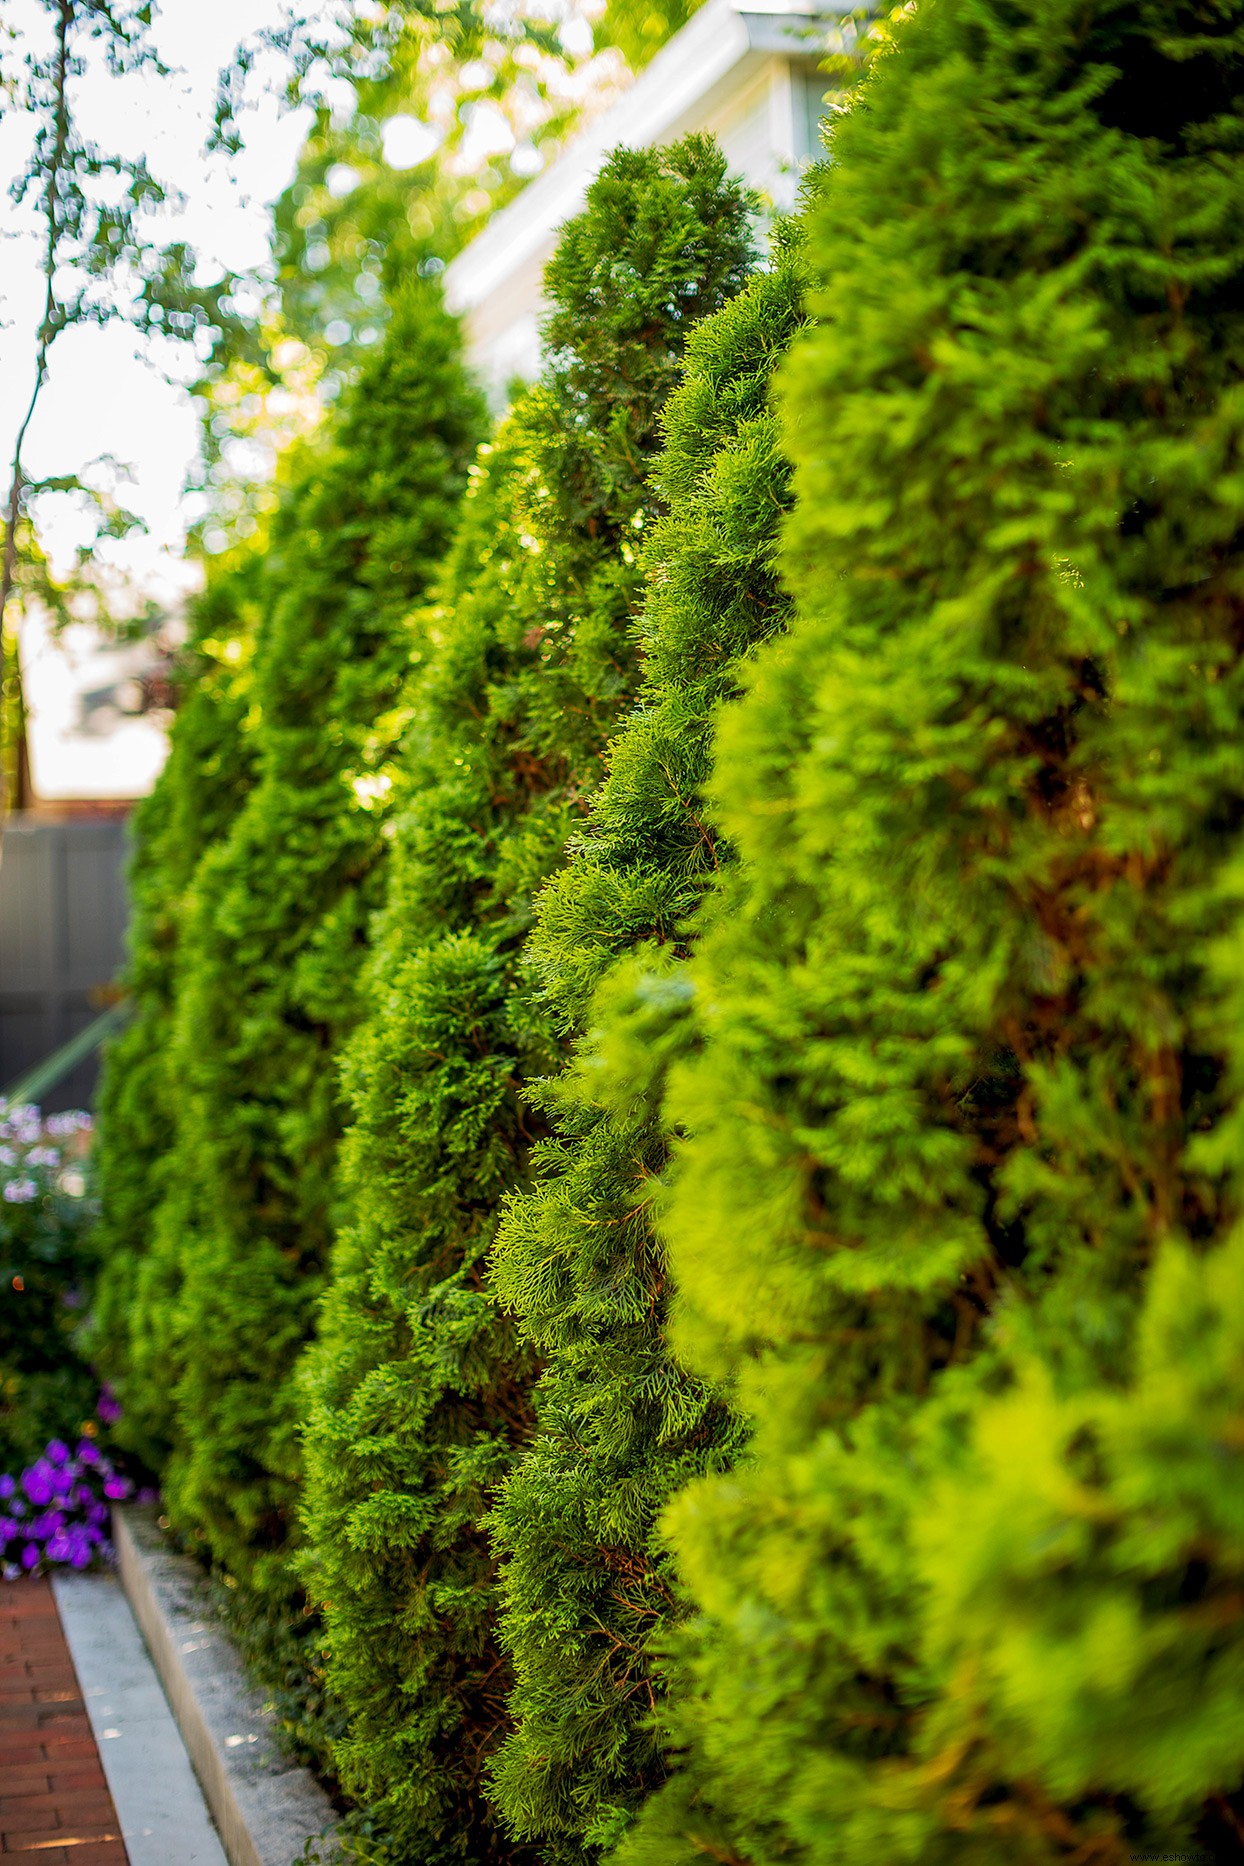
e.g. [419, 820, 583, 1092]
[0, 1578, 127, 1862]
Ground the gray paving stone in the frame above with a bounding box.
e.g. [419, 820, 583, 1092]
[110, 1507, 340, 1866]
[52, 1567, 229, 1866]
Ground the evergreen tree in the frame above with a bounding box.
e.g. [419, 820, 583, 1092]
[92, 561, 262, 1469]
[294, 138, 758, 1865]
[486, 220, 807, 1859]
[615, 4, 1244, 1863]
[121, 287, 484, 1597]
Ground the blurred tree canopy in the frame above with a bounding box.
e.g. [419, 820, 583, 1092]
[594, 0, 702, 69]
[189, 0, 637, 553]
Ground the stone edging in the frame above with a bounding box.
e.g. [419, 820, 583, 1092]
[112, 1504, 339, 1866]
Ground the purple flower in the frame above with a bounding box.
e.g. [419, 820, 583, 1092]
[3, 1178, 38, 1204]
[96, 1386, 121, 1425]
[22, 1463, 54, 1505]
[0, 1517, 15, 1540]
[103, 1476, 131, 1501]
[19, 1545, 38, 1571]
[10, 1499, 26, 1518]
[76, 1441, 100, 1466]
[72, 1484, 92, 1507]
[46, 1440, 69, 1466]
[0, 1474, 15, 1499]
[87, 1502, 108, 1526]
[45, 1533, 71, 1563]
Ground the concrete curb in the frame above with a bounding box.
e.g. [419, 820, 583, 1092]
[52, 1568, 229, 1865]
[112, 1505, 340, 1866]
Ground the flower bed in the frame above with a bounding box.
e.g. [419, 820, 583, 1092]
[0, 1433, 132, 1577]
[1, 1100, 119, 1544]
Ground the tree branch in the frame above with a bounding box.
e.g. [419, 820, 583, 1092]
[1, 0, 72, 820]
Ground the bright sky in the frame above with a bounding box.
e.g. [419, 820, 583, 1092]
[0, 0, 311, 607]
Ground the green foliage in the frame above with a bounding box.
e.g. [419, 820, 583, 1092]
[197, 0, 608, 549]
[294, 137, 758, 1865]
[113, 862, 341, 1765]
[0, 1107, 97, 1472]
[915, 1232, 1244, 1825]
[486, 220, 807, 1860]
[91, 562, 262, 1470]
[267, 2, 586, 357]
[296, 433, 549, 1866]
[210, 1563, 347, 1781]
[229, 0, 696, 363]
[613, 3, 1244, 1861]
[111, 287, 484, 1606]
[596, 0, 703, 71]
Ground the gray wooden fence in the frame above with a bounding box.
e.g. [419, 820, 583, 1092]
[0, 812, 130, 1111]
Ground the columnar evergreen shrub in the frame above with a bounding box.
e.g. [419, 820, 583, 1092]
[486, 219, 807, 1859]
[124, 287, 484, 1593]
[294, 138, 758, 1865]
[92, 562, 262, 1468]
[615, 5, 1244, 1862]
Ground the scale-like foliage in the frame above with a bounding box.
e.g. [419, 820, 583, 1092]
[486, 221, 807, 1860]
[616, 5, 1244, 1863]
[294, 138, 758, 1865]
[92, 563, 262, 1469]
[120, 288, 484, 1597]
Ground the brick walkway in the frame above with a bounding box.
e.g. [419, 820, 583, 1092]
[0, 1576, 127, 1863]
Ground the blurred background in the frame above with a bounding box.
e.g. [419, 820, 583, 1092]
[0, 0, 839, 1108]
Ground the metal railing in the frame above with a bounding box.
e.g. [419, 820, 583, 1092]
[1, 1000, 129, 1107]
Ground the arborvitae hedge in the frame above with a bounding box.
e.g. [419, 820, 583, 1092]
[92, 561, 262, 1470]
[615, 5, 1244, 1862]
[486, 220, 807, 1859]
[120, 288, 484, 1594]
[294, 138, 758, 1866]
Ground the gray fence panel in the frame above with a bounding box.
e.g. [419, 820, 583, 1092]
[0, 813, 130, 1111]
